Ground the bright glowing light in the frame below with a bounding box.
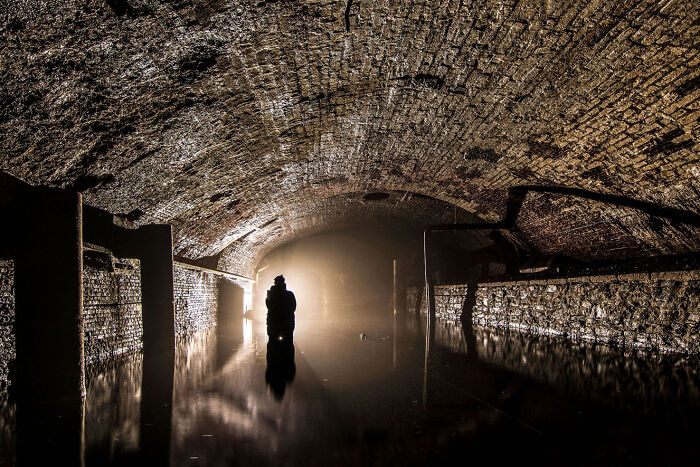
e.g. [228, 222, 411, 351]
[253, 232, 396, 327]
[243, 282, 254, 311]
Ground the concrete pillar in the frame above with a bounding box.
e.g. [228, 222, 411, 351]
[137, 224, 176, 362]
[14, 188, 85, 465]
[135, 224, 175, 466]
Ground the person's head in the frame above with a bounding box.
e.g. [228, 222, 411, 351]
[274, 275, 285, 286]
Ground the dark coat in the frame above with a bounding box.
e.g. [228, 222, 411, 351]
[266, 284, 296, 329]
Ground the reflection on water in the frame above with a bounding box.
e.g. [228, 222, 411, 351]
[265, 340, 296, 400]
[0, 385, 14, 467]
[434, 319, 700, 421]
[0, 308, 698, 465]
[84, 356, 142, 463]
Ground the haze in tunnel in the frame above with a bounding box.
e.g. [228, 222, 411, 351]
[253, 227, 415, 321]
[1, 1, 700, 465]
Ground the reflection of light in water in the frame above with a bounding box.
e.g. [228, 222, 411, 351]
[243, 318, 253, 344]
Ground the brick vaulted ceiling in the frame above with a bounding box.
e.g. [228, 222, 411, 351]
[1, 0, 699, 276]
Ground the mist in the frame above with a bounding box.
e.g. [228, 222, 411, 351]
[252, 226, 421, 320]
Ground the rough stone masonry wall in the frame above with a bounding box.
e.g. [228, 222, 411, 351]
[410, 270, 700, 354]
[83, 255, 143, 362]
[174, 266, 218, 338]
[0, 260, 14, 388]
[0, 255, 220, 382]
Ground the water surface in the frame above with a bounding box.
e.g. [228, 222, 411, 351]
[2, 298, 699, 466]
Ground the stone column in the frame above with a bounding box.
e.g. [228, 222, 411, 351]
[137, 224, 176, 363]
[135, 224, 175, 466]
[14, 187, 85, 466]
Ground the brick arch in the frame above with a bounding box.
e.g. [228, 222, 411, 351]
[0, 0, 698, 274]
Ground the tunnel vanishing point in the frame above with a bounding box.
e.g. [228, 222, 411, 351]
[0, 0, 699, 464]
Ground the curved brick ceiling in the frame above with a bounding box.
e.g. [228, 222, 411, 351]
[217, 191, 486, 276]
[1, 0, 699, 276]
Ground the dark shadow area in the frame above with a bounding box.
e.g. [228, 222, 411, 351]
[15, 398, 85, 466]
[421, 317, 700, 466]
[423, 184, 700, 286]
[459, 284, 477, 359]
[138, 354, 173, 467]
[427, 229, 519, 284]
[265, 340, 296, 401]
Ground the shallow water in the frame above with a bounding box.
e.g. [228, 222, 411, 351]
[2, 298, 699, 466]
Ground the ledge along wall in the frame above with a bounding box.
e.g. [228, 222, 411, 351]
[0, 250, 221, 384]
[409, 269, 700, 354]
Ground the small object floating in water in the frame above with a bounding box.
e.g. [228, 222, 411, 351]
[360, 333, 367, 341]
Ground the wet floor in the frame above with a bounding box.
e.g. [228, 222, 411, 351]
[3, 297, 700, 466]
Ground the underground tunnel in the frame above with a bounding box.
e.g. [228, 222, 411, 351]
[1, 0, 700, 465]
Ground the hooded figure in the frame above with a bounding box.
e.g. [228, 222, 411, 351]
[265, 275, 296, 340]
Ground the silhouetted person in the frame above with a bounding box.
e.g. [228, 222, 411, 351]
[265, 275, 296, 399]
[266, 275, 296, 342]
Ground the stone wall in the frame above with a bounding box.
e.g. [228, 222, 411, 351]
[0, 253, 221, 382]
[0, 260, 14, 388]
[410, 270, 700, 354]
[174, 267, 218, 338]
[83, 252, 220, 361]
[83, 253, 143, 362]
